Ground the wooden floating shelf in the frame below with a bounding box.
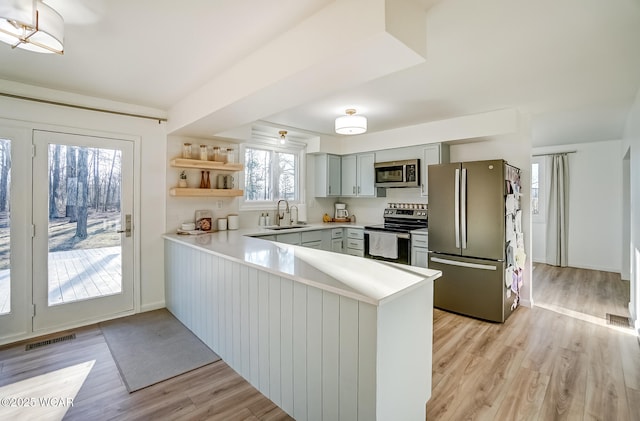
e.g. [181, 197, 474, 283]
[170, 188, 244, 197]
[171, 158, 243, 172]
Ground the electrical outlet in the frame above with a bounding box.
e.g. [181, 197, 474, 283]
[216, 200, 223, 209]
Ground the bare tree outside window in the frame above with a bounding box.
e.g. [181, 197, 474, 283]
[48, 144, 122, 251]
[245, 146, 297, 202]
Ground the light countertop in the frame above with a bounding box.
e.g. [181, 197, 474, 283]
[163, 223, 441, 306]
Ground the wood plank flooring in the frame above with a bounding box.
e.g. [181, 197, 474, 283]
[0, 326, 292, 420]
[0, 264, 638, 420]
[427, 264, 639, 420]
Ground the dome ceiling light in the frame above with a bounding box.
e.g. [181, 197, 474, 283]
[335, 108, 367, 135]
[279, 130, 287, 145]
[0, 0, 64, 54]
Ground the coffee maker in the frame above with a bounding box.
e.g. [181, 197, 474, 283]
[335, 203, 349, 220]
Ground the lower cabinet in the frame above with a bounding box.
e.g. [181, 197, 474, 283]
[411, 232, 429, 268]
[277, 232, 301, 245]
[331, 228, 343, 253]
[301, 230, 323, 249]
[345, 228, 364, 257]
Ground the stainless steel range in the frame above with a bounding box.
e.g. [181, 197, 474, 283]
[364, 204, 428, 264]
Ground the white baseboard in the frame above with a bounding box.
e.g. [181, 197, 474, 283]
[520, 298, 532, 308]
[532, 260, 620, 274]
[140, 301, 165, 313]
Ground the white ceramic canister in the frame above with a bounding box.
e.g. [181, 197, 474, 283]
[228, 214, 239, 230]
[217, 218, 228, 231]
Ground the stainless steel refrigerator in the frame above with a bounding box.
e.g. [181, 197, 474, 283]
[427, 159, 521, 322]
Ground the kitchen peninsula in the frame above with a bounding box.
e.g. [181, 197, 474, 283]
[164, 226, 441, 421]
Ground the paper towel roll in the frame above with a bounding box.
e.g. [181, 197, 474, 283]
[296, 204, 307, 222]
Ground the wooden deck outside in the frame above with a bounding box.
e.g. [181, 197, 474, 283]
[0, 246, 121, 314]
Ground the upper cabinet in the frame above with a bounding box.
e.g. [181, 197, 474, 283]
[341, 153, 379, 197]
[314, 154, 341, 197]
[421, 143, 450, 197]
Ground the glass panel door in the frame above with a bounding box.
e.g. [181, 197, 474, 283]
[32, 131, 134, 331]
[0, 126, 30, 343]
[0, 137, 10, 316]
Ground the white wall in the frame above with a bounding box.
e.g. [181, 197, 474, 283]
[622, 86, 640, 335]
[532, 140, 623, 273]
[0, 82, 167, 315]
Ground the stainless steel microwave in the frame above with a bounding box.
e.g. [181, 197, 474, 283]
[374, 159, 420, 188]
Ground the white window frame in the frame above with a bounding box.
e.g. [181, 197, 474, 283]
[239, 139, 306, 211]
[531, 156, 546, 223]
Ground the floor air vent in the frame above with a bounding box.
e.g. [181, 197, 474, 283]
[25, 333, 76, 351]
[606, 313, 632, 329]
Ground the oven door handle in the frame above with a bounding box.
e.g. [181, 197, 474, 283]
[365, 231, 410, 240]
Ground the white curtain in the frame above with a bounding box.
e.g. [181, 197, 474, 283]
[546, 153, 569, 266]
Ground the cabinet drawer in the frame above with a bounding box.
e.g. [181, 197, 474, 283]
[301, 230, 322, 243]
[303, 240, 322, 249]
[331, 228, 343, 239]
[411, 235, 428, 248]
[346, 228, 364, 240]
[345, 247, 364, 257]
[346, 238, 364, 250]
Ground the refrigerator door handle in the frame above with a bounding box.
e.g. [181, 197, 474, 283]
[430, 256, 498, 271]
[454, 168, 460, 248]
[461, 168, 467, 249]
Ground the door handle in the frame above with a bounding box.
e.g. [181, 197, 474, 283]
[430, 256, 497, 271]
[454, 168, 460, 248]
[461, 168, 467, 249]
[117, 214, 132, 237]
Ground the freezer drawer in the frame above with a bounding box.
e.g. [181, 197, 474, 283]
[429, 253, 514, 322]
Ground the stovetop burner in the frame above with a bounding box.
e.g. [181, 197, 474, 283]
[364, 206, 428, 233]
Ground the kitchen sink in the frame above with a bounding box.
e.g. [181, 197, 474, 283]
[264, 224, 307, 230]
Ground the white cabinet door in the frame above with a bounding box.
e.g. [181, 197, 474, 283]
[331, 238, 343, 253]
[277, 232, 301, 245]
[341, 154, 357, 197]
[315, 154, 341, 197]
[343, 153, 375, 197]
[411, 247, 429, 268]
[328, 155, 342, 196]
[421, 144, 449, 197]
[357, 153, 375, 197]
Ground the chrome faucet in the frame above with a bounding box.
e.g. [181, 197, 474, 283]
[289, 205, 299, 225]
[276, 200, 290, 226]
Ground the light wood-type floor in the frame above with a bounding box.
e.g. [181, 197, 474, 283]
[0, 264, 638, 420]
[427, 264, 640, 420]
[0, 326, 292, 420]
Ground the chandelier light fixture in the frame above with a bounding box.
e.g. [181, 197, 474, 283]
[279, 130, 287, 145]
[0, 0, 64, 54]
[335, 108, 367, 135]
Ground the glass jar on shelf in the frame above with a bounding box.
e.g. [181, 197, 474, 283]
[199, 145, 208, 161]
[211, 146, 221, 162]
[182, 143, 192, 159]
[226, 147, 236, 164]
[219, 147, 228, 163]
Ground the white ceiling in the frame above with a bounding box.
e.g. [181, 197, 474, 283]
[1, 0, 639, 147]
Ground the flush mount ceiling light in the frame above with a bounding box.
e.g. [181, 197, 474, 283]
[0, 0, 64, 54]
[335, 108, 367, 135]
[279, 130, 287, 145]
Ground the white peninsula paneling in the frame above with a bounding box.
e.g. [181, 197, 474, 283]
[164, 238, 434, 420]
